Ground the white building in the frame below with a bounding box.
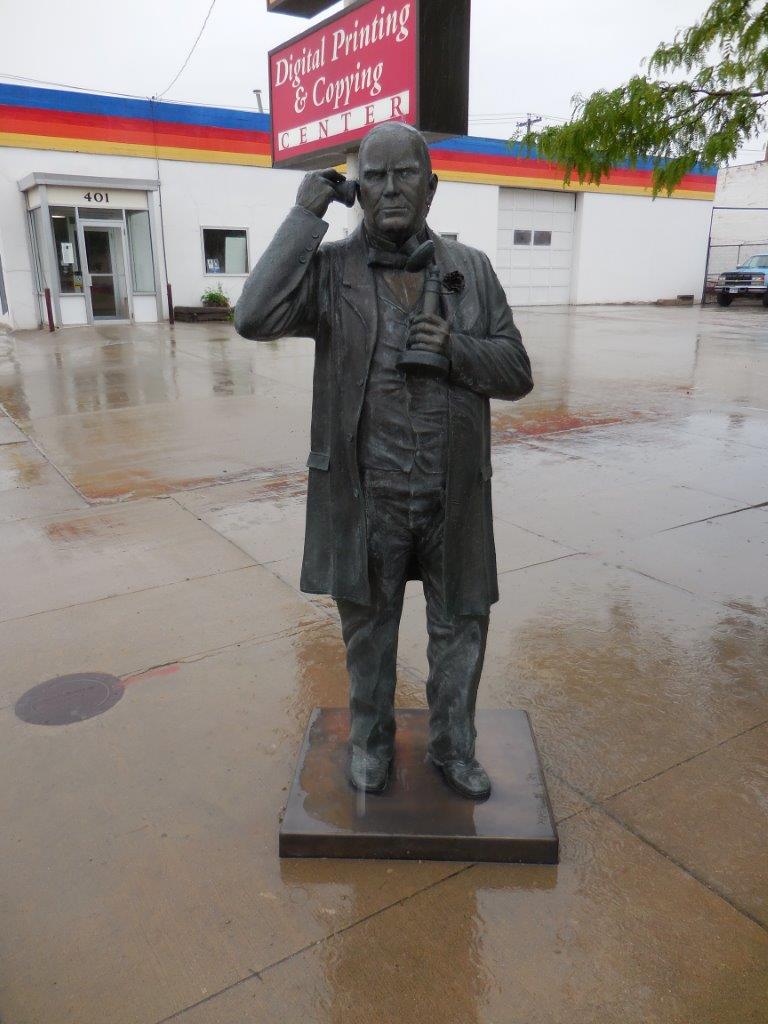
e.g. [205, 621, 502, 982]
[0, 83, 717, 332]
[707, 159, 768, 279]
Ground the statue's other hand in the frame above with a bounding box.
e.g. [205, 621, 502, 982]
[407, 313, 449, 356]
[296, 169, 345, 218]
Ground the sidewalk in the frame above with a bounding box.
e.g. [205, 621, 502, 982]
[0, 304, 766, 1024]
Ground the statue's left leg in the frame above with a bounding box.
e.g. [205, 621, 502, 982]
[423, 602, 489, 766]
[415, 490, 491, 798]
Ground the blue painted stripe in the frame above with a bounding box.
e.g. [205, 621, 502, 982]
[429, 133, 717, 177]
[0, 82, 270, 133]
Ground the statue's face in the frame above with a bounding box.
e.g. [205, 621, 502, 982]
[358, 129, 437, 244]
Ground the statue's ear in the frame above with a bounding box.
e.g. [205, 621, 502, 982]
[429, 172, 439, 197]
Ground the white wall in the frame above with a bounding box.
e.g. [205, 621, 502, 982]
[428, 179, 499, 256]
[711, 161, 768, 247]
[571, 192, 712, 304]
[157, 160, 347, 308]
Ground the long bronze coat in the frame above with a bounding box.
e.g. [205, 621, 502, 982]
[235, 206, 533, 617]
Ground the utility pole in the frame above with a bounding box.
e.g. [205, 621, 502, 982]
[516, 113, 542, 135]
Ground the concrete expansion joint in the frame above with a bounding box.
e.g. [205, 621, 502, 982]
[545, 735, 768, 938]
[603, 714, 768, 807]
[0, 401, 88, 501]
[151, 865, 477, 1024]
[596, 801, 768, 937]
[497, 552, 583, 576]
[153, 969, 263, 1024]
[122, 620, 330, 682]
[659, 497, 768, 532]
[0, 562, 287, 628]
[614, 560, 768, 622]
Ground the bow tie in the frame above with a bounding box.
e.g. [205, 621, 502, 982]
[365, 228, 429, 271]
[367, 248, 411, 270]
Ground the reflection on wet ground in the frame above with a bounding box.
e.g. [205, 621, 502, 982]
[0, 305, 767, 1023]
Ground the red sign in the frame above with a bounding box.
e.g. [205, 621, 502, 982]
[269, 0, 418, 168]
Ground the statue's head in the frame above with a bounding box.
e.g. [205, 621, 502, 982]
[357, 123, 438, 245]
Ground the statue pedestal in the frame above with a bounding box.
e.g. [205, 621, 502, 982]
[279, 708, 558, 863]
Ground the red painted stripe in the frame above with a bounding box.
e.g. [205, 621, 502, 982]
[432, 149, 716, 190]
[432, 146, 715, 181]
[3, 111, 270, 155]
[432, 154, 652, 186]
[432, 146, 717, 182]
[0, 104, 270, 148]
[432, 155, 714, 192]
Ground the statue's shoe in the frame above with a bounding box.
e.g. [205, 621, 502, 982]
[435, 757, 492, 800]
[349, 747, 391, 794]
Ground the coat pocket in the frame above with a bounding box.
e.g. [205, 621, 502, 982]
[306, 450, 330, 471]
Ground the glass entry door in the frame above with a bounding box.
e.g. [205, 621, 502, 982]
[83, 226, 129, 320]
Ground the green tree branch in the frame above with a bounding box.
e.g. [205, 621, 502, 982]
[515, 0, 768, 194]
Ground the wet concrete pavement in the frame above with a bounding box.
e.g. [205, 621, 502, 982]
[0, 304, 766, 1023]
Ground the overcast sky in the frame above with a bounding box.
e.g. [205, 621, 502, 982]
[0, 0, 764, 161]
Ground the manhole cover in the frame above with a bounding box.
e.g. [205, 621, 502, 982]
[15, 673, 124, 726]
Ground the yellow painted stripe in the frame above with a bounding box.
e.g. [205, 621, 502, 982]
[0, 132, 272, 167]
[154, 145, 271, 166]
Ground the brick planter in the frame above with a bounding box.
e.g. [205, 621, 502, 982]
[174, 306, 231, 323]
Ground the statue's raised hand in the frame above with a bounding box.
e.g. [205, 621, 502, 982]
[296, 169, 345, 218]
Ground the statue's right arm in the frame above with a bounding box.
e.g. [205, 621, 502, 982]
[234, 170, 342, 341]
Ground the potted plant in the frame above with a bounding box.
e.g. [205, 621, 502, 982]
[200, 284, 230, 308]
[174, 285, 233, 323]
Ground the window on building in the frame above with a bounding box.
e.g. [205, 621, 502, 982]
[0, 252, 7, 315]
[50, 207, 83, 294]
[202, 228, 248, 274]
[126, 210, 155, 293]
[513, 230, 532, 246]
[533, 230, 552, 246]
[78, 208, 124, 221]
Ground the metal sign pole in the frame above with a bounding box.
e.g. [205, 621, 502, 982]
[343, 0, 363, 232]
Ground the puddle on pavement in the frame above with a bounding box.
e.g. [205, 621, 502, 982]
[0, 446, 47, 489]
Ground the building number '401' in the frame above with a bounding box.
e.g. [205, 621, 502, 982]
[82, 192, 110, 203]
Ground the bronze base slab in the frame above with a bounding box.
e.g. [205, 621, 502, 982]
[279, 708, 559, 863]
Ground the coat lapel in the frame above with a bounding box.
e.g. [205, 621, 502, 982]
[340, 227, 377, 375]
[430, 229, 478, 332]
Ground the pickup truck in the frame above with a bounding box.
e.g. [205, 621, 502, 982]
[715, 254, 768, 306]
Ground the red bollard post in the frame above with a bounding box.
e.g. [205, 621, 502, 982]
[44, 288, 55, 332]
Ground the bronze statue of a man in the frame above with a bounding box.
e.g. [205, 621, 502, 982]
[235, 123, 532, 799]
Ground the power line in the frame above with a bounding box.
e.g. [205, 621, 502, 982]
[469, 111, 567, 124]
[156, 0, 219, 99]
[0, 70, 265, 113]
[0, 71, 144, 100]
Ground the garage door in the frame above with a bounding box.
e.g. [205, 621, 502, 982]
[496, 188, 575, 305]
